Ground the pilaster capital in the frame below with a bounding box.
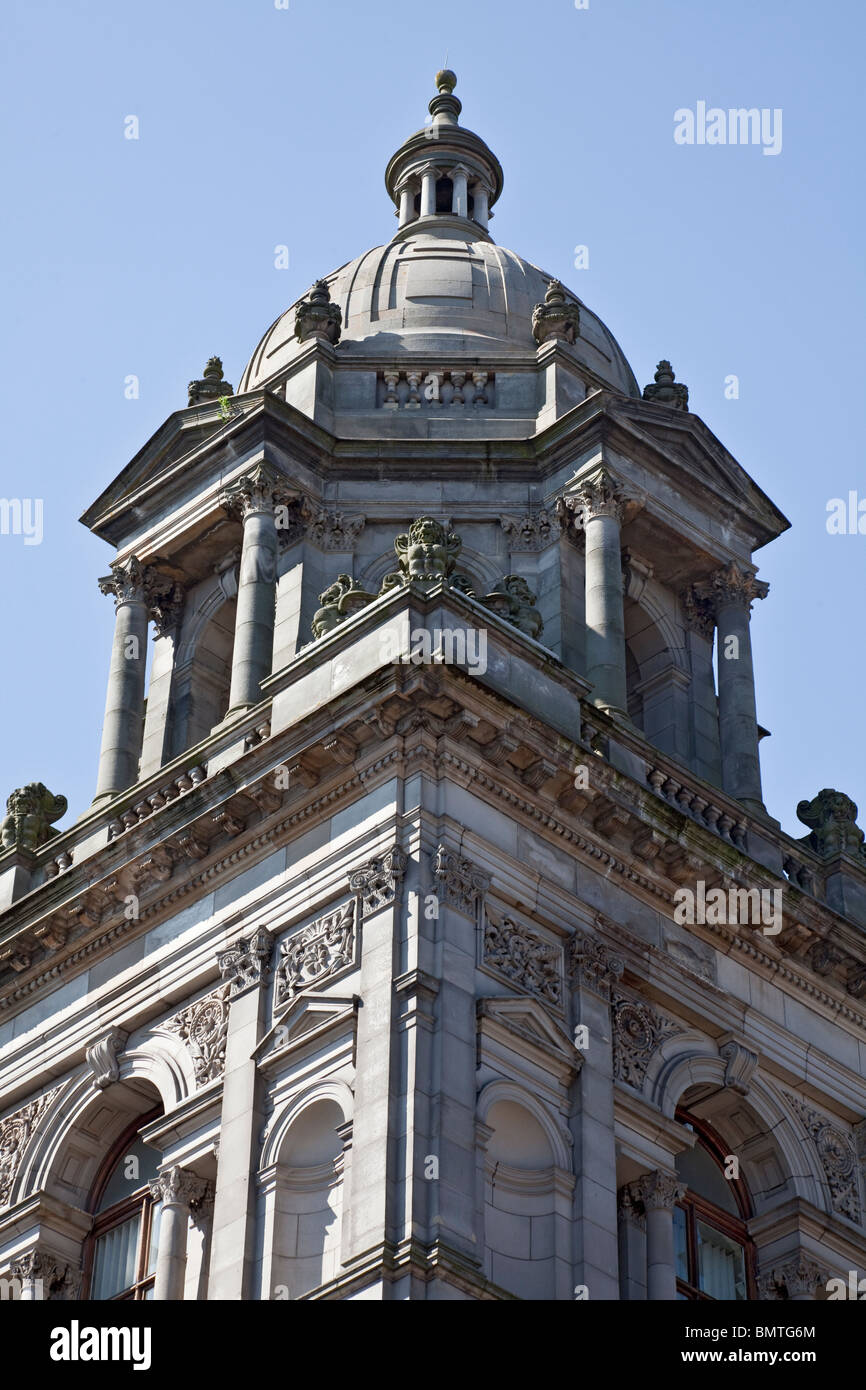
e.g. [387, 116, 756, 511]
[634, 1169, 686, 1212]
[11, 1249, 81, 1298]
[618, 1182, 647, 1231]
[217, 927, 272, 998]
[695, 561, 769, 614]
[149, 1164, 211, 1210]
[568, 928, 624, 997]
[757, 1255, 829, 1300]
[349, 845, 408, 918]
[680, 585, 716, 640]
[219, 462, 292, 521]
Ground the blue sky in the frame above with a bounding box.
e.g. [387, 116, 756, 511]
[1, 0, 863, 839]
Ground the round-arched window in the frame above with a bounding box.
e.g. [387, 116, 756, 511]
[83, 1115, 162, 1300]
[673, 1111, 755, 1300]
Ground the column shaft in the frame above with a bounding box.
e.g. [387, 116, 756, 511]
[420, 169, 437, 216]
[221, 466, 283, 713]
[153, 1200, 189, 1301]
[635, 1170, 685, 1301]
[584, 512, 627, 712]
[716, 600, 763, 806]
[93, 558, 151, 803]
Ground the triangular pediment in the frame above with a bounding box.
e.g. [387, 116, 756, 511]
[256, 994, 358, 1067]
[477, 995, 579, 1074]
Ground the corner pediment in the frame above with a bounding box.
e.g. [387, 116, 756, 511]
[477, 995, 580, 1079]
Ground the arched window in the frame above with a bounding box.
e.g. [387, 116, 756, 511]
[83, 1114, 162, 1301]
[673, 1111, 755, 1300]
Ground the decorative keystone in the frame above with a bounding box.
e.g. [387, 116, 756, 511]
[1, 784, 68, 852]
[188, 356, 234, 407]
[643, 360, 689, 411]
[797, 789, 866, 859]
[531, 279, 580, 347]
[294, 280, 342, 345]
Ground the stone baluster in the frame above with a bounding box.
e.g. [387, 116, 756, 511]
[93, 556, 153, 805]
[220, 464, 287, 713]
[149, 1166, 211, 1300]
[634, 1170, 686, 1300]
[383, 370, 400, 408]
[698, 562, 768, 813]
[450, 370, 465, 406]
[471, 370, 488, 404]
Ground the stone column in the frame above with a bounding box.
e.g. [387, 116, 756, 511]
[220, 464, 285, 713]
[473, 185, 489, 228]
[634, 1170, 686, 1300]
[420, 166, 437, 217]
[617, 1184, 648, 1300]
[149, 1166, 210, 1301]
[569, 932, 624, 1299]
[563, 467, 629, 715]
[699, 563, 768, 812]
[93, 556, 153, 804]
[397, 181, 414, 226]
[208, 930, 271, 1300]
[450, 165, 469, 218]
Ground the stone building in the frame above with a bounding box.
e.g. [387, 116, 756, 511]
[1, 71, 865, 1303]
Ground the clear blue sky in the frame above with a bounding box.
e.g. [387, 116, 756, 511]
[1, 0, 863, 840]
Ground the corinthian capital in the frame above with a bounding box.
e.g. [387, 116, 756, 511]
[219, 462, 292, 520]
[149, 1165, 211, 1209]
[97, 555, 153, 607]
[697, 561, 769, 613]
[558, 465, 628, 529]
[634, 1170, 686, 1211]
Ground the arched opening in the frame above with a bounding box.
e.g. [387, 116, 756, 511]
[83, 1108, 162, 1301]
[270, 1098, 345, 1299]
[169, 596, 236, 756]
[435, 177, 454, 214]
[673, 1109, 756, 1301]
[483, 1098, 557, 1300]
[624, 598, 690, 760]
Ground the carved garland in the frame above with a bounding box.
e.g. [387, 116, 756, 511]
[0, 1087, 60, 1207]
[165, 984, 231, 1087]
[482, 911, 561, 1008]
[786, 1093, 861, 1223]
[275, 900, 356, 1007]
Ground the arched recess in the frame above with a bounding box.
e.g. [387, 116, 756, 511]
[645, 1034, 826, 1216]
[257, 1080, 353, 1301]
[624, 593, 691, 760]
[476, 1080, 574, 1300]
[168, 576, 237, 757]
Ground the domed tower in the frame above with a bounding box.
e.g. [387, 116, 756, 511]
[3, 74, 865, 1309]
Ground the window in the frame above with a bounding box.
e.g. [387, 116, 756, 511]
[673, 1111, 755, 1301]
[84, 1118, 162, 1300]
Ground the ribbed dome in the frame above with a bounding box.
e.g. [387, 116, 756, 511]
[239, 227, 639, 397]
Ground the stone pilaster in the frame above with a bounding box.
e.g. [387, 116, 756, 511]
[220, 464, 287, 713]
[93, 556, 152, 804]
[697, 562, 768, 811]
[207, 929, 271, 1299]
[568, 930, 624, 1298]
[634, 1169, 686, 1300]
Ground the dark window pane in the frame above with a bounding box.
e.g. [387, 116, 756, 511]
[98, 1139, 161, 1211]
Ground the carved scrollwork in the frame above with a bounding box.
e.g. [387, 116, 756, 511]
[612, 994, 682, 1090]
[166, 985, 231, 1086]
[432, 845, 489, 917]
[0, 1088, 59, 1207]
[482, 912, 561, 1007]
[348, 846, 407, 918]
[786, 1094, 861, 1223]
[275, 900, 356, 1007]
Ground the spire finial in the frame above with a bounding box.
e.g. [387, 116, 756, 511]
[435, 67, 457, 95]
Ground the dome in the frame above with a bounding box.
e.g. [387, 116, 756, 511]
[239, 229, 639, 397]
[238, 72, 640, 404]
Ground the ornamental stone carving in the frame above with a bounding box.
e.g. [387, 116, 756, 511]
[569, 930, 625, 998]
[0, 1088, 59, 1206]
[97, 554, 153, 608]
[499, 510, 557, 551]
[642, 360, 689, 411]
[432, 845, 490, 917]
[275, 900, 356, 1007]
[480, 576, 544, 640]
[349, 846, 407, 917]
[11, 1250, 81, 1299]
[294, 279, 342, 345]
[219, 461, 292, 520]
[680, 585, 716, 641]
[612, 994, 682, 1090]
[217, 928, 271, 998]
[187, 355, 233, 406]
[719, 1038, 758, 1096]
[148, 578, 185, 638]
[756, 1256, 830, 1301]
[311, 574, 378, 639]
[85, 1026, 129, 1091]
[557, 465, 626, 529]
[531, 279, 580, 346]
[0, 783, 67, 852]
[166, 985, 230, 1086]
[618, 1183, 647, 1231]
[633, 1170, 687, 1211]
[306, 508, 366, 551]
[482, 912, 561, 1007]
[796, 789, 866, 859]
[392, 516, 461, 585]
[786, 1094, 860, 1222]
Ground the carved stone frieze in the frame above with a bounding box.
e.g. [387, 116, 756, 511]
[348, 846, 407, 917]
[786, 1094, 860, 1222]
[217, 928, 271, 998]
[499, 510, 557, 551]
[612, 994, 682, 1090]
[0, 1088, 59, 1207]
[306, 508, 366, 551]
[569, 930, 624, 998]
[432, 845, 489, 917]
[275, 900, 356, 1007]
[166, 985, 231, 1086]
[482, 912, 561, 1007]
